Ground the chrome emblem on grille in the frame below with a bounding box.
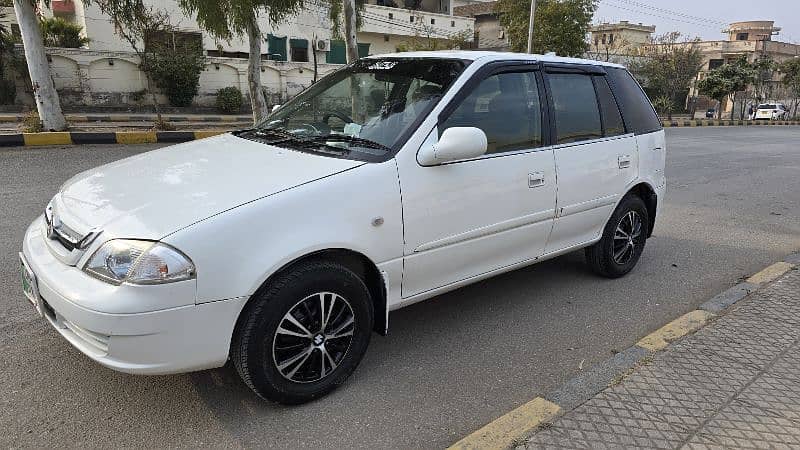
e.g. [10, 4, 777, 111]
[45, 205, 61, 241]
[44, 203, 101, 251]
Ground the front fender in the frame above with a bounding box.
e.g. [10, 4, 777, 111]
[164, 159, 404, 304]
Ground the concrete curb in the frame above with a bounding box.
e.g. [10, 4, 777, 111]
[662, 119, 800, 127]
[448, 253, 800, 450]
[0, 114, 251, 123]
[0, 130, 228, 147]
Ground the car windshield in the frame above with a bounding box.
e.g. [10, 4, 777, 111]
[245, 58, 467, 161]
[759, 104, 777, 109]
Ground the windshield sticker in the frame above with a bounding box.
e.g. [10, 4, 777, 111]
[343, 122, 362, 137]
[366, 61, 398, 71]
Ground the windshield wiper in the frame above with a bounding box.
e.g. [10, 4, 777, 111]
[302, 135, 391, 152]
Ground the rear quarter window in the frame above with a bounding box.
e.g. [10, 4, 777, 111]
[605, 67, 661, 135]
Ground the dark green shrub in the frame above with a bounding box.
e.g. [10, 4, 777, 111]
[40, 17, 90, 48]
[216, 86, 243, 114]
[144, 46, 205, 107]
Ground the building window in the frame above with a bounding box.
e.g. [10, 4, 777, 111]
[451, 20, 455, 27]
[431, 18, 435, 25]
[145, 30, 203, 53]
[708, 59, 724, 70]
[601, 34, 606, 44]
[357, 42, 371, 58]
[327, 40, 346, 64]
[388, 13, 393, 19]
[608, 33, 614, 43]
[410, 16, 414, 23]
[290, 38, 309, 62]
[736, 32, 749, 41]
[207, 50, 249, 59]
[266, 34, 287, 61]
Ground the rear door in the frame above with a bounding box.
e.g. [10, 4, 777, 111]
[543, 66, 638, 254]
[604, 67, 666, 196]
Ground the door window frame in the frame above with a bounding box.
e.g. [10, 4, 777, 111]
[435, 61, 552, 161]
[542, 64, 634, 148]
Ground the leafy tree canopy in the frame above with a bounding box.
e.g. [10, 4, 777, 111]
[495, 0, 596, 57]
[178, 0, 305, 40]
[780, 58, 800, 96]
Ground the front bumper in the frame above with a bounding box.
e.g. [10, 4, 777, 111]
[21, 219, 247, 375]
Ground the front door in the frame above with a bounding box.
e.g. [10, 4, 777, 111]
[397, 68, 557, 298]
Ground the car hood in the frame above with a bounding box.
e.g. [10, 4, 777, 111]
[53, 133, 364, 240]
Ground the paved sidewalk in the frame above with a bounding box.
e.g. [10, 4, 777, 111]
[524, 268, 800, 449]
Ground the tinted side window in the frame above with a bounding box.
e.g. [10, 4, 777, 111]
[594, 76, 625, 136]
[605, 67, 661, 134]
[547, 73, 602, 144]
[442, 71, 543, 154]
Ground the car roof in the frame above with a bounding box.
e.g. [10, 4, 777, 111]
[365, 50, 626, 69]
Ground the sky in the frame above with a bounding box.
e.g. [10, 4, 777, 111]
[592, 0, 799, 43]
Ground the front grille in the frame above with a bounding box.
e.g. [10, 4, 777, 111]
[44, 211, 84, 252]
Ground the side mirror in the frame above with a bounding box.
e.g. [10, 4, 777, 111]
[418, 127, 488, 165]
[271, 104, 281, 113]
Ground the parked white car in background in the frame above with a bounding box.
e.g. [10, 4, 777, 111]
[20, 51, 666, 404]
[755, 103, 788, 120]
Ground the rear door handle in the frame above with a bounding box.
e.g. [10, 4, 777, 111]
[618, 155, 631, 169]
[528, 171, 545, 188]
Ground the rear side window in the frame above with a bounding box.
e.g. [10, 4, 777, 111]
[605, 67, 661, 134]
[594, 76, 625, 136]
[547, 73, 602, 144]
[441, 71, 543, 154]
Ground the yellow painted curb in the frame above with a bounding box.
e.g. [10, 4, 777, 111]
[747, 262, 795, 284]
[22, 132, 73, 146]
[448, 397, 561, 450]
[637, 310, 715, 351]
[115, 131, 157, 144]
[193, 130, 226, 139]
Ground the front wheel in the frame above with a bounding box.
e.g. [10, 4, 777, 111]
[231, 260, 374, 404]
[585, 195, 649, 278]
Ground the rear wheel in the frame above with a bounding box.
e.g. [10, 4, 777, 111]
[585, 195, 649, 278]
[231, 260, 373, 404]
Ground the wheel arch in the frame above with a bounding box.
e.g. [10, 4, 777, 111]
[233, 248, 388, 344]
[625, 181, 658, 237]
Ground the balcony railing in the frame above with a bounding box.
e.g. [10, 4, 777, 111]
[361, 4, 474, 39]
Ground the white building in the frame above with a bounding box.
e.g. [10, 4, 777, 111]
[7, 0, 476, 109]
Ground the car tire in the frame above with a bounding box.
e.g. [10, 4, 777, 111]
[585, 194, 649, 278]
[231, 260, 374, 404]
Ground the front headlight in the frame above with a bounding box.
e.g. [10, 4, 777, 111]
[83, 239, 195, 285]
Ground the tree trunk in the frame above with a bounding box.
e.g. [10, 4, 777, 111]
[14, 0, 67, 131]
[342, 0, 362, 122]
[312, 37, 318, 84]
[342, 0, 359, 64]
[246, 20, 268, 124]
[145, 73, 163, 125]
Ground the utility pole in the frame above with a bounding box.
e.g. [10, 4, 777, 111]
[526, 0, 537, 54]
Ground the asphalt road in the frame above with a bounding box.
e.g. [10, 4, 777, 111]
[2, 127, 799, 448]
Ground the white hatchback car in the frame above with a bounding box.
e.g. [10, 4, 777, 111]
[20, 52, 666, 404]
